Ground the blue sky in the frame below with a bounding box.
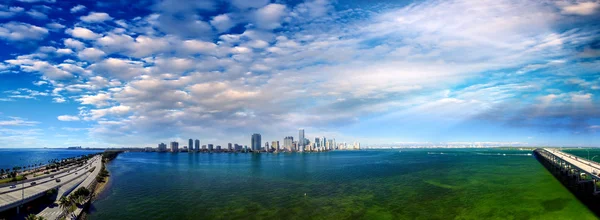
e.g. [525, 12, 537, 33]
[0, 0, 599, 148]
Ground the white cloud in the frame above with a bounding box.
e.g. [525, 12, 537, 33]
[57, 115, 80, 121]
[80, 12, 113, 23]
[560, 2, 600, 15]
[66, 27, 101, 40]
[0, 22, 48, 41]
[70, 5, 86, 13]
[77, 48, 106, 61]
[56, 48, 74, 55]
[210, 14, 236, 33]
[26, 9, 47, 19]
[0, 6, 24, 18]
[89, 105, 131, 120]
[0, 117, 38, 126]
[46, 22, 65, 30]
[253, 4, 288, 29]
[64, 38, 86, 50]
[79, 93, 111, 107]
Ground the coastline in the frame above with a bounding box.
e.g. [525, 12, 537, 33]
[93, 174, 110, 200]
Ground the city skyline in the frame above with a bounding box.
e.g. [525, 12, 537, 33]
[153, 129, 359, 152]
[0, 0, 599, 148]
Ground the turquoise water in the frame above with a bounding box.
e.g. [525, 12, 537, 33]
[0, 148, 101, 170]
[88, 149, 597, 219]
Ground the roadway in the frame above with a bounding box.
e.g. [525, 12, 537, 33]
[0, 156, 101, 213]
[38, 155, 103, 220]
[543, 148, 600, 178]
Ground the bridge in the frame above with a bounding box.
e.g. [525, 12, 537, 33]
[535, 148, 600, 195]
[0, 155, 102, 214]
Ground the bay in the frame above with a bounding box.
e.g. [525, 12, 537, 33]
[88, 148, 597, 219]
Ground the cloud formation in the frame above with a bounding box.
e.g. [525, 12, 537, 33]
[0, 0, 598, 148]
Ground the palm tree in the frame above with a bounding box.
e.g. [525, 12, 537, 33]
[25, 214, 46, 220]
[58, 196, 74, 214]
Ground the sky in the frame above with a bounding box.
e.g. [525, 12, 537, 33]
[0, 0, 599, 148]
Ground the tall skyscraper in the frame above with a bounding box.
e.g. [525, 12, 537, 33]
[264, 142, 269, 152]
[158, 143, 167, 152]
[284, 136, 293, 151]
[228, 143, 233, 151]
[251, 133, 261, 152]
[195, 139, 200, 151]
[299, 129, 305, 150]
[188, 139, 193, 152]
[170, 141, 179, 152]
[208, 144, 214, 151]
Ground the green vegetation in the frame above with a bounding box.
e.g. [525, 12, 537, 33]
[102, 151, 123, 162]
[25, 214, 46, 220]
[58, 187, 92, 217]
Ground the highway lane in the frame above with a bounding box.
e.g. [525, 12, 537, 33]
[0, 156, 101, 213]
[0, 157, 98, 194]
[544, 148, 600, 176]
[39, 155, 103, 220]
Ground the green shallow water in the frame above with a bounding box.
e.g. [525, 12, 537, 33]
[88, 149, 598, 220]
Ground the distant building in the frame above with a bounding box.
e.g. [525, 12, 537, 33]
[216, 145, 221, 151]
[202, 145, 207, 150]
[170, 141, 179, 152]
[251, 133, 261, 152]
[271, 141, 280, 151]
[158, 143, 167, 152]
[299, 129, 305, 150]
[195, 139, 200, 151]
[264, 142, 270, 151]
[208, 144, 214, 151]
[228, 143, 233, 151]
[189, 139, 194, 152]
[284, 136, 293, 151]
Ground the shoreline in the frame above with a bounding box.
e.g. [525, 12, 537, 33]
[93, 174, 110, 200]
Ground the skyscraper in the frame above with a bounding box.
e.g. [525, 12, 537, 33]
[228, 143, 233, 151]
[158, 143, 167, 152]
[284, 136, 293, 151]
[195, 139, 200, 151]
[299, 129, 305, 150]
[251, 133, 261, 152]
[170, 141, 179, 152]
[208, 144, 214, 151]
[189, 139, 193, 152]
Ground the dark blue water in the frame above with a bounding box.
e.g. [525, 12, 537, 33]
[88, 149, 595, 219]
[0, 148, 101, 170]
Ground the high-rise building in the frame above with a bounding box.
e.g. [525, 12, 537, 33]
[251, 133, 261, 152]
[202, 145, 207, 151]
[158, 143, 167, 152]
[271, 141, 279, 151]
[188, 139, 193, 152]
[264, 142, 269, 151]
[195, 139, 200, 151]
[284, 136, 293, 151]
[208, 144, 214, 151]
[299, 129, 305, 150]
[170, 141, 179, 152]
[216, 145, 221, 151]
[228, 143, 233, 151]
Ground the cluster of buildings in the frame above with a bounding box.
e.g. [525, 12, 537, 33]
[154, 129, 361, 153]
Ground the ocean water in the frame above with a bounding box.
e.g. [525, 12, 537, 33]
[88, 149, 598, 219]
[0, 148, 102, 171]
